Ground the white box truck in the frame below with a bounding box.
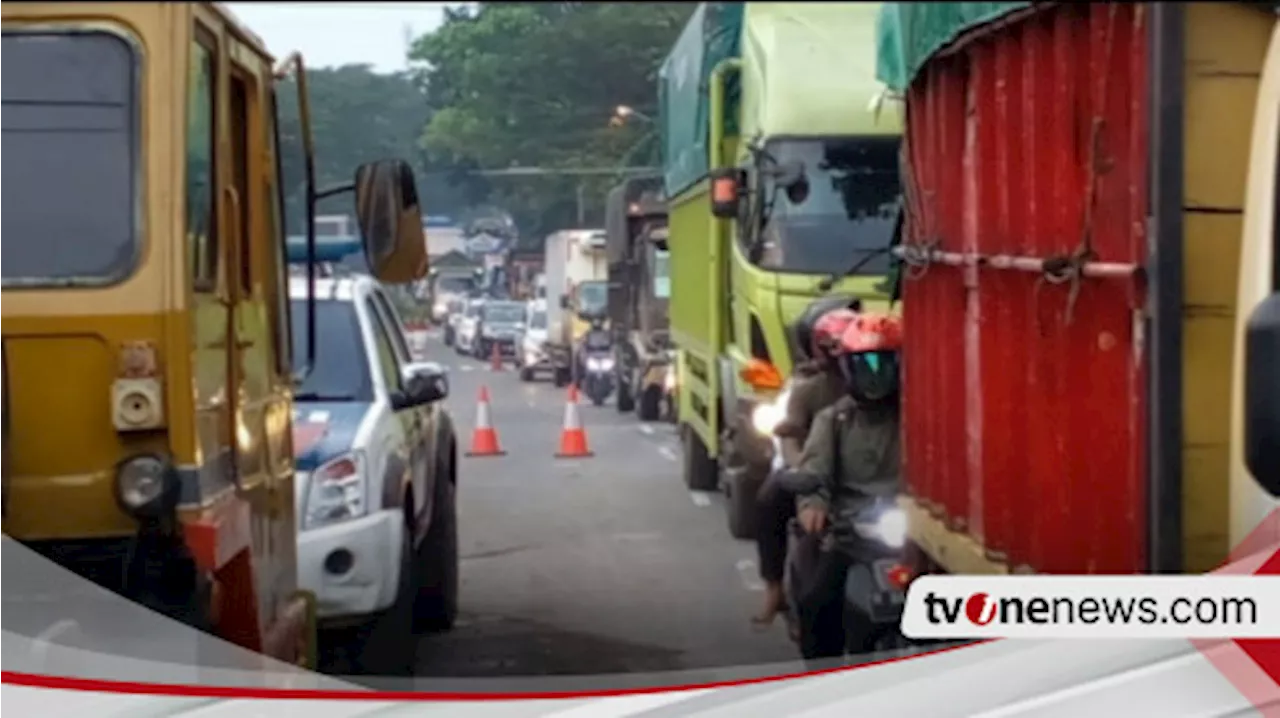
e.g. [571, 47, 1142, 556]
[543, 228, 609, 386]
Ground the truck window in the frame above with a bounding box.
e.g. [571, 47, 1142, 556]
[653, 250, 671, 299]
[758, 136, 902, 276]
[2, 31, 139, 286]
[189, 35, 217, 290]
[575, 281, 609, 316]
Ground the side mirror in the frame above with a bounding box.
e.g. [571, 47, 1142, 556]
[354, 159, 429, 285]
[559, 295, 570, 310]
[710, 167, 745, 220]
[1244, 292, 1280, 495]
[391, 362, 449, 411]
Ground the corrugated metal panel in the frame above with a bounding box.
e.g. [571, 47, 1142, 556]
[900, 3, 1149, 574]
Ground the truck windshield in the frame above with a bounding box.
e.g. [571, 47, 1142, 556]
[759, 137, 901, 276]
[290, 300, 374, 402]
[1, 31, 139, 286]
[576, 282, 609, 316]
[484, 303, 524, 324]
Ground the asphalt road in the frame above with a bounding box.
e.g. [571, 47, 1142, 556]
[404, 330, 800, 678]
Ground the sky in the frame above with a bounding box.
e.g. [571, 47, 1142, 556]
[225, 2, 457, 73]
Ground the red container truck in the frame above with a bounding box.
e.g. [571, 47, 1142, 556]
[879, 2, 1280, 576]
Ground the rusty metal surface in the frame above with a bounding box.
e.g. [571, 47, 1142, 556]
[899, 3, 1149, 574]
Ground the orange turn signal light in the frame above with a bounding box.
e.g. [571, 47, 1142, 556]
[740, 358, 784, 391]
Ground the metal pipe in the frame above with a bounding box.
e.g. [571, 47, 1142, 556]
[891, 246, 1143, 279]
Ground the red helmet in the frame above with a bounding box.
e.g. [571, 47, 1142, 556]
[811, 308, 860, 358]
[838, 313, 903, 354]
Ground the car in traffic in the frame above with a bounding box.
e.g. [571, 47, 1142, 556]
[518, 299, 550, 382]
[289, 275, 460, 675]
[471, 300, 525, 362]
[453, 297, 485, 356]
[441, 296, 465, 347]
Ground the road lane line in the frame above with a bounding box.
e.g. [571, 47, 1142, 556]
[689, 491, 712, 507]
[658, 446, 678, 462]
[638, 424, 655, 435]
[736, 559, 766, 592]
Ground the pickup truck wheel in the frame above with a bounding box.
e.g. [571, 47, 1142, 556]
[637, 385, 662, 422]
[553, 368, 570, 388]
[519, 366, 534, 382]
[681, 424, 719, 491]
[616, 377, 635, 412]
[414, 477, 459, 633]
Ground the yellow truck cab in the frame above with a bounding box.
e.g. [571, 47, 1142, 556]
[1, 1, 429, 665]
[659, 2, 901, 538]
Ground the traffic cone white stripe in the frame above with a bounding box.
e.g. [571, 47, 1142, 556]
[477, 399, 492, 429]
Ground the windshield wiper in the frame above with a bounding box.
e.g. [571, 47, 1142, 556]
[816, 202, 905, 292]
[294, 391, 356, 402]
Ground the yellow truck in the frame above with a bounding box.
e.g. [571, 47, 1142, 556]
[659, 2, 901, 538]
[1, 1, 429, 666]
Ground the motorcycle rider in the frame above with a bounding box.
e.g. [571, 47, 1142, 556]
[574, 318, 612, 385]
[791, 312, 903, 661]
[752, 301, 859, 629]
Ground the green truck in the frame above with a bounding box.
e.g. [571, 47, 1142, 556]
[659, 2, 903, 538]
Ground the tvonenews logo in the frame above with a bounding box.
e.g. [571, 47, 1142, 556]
[899, 576, 1280, 639]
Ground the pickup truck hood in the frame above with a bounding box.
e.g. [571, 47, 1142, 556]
[291, 401, 371, 473]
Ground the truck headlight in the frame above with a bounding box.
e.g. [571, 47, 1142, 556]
[587, 356, 615, 372]
[750, 387, 792, 436]
[433, 301, 447, 315]
[304, 451, 367, 530]
[873, 508, 907, 549]
[115, 455, 179, 518]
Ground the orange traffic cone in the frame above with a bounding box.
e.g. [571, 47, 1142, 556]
[489, 342, 504, 372]
[466, 386, 506, 457]
[554, 385, 594, 459]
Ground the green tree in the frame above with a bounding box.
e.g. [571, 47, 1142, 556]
[275, 63, 472, 234]
[409, 2, 692, 240]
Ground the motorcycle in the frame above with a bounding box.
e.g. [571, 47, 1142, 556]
[580, 351, 616, 407]
[776, 467, 912, 656]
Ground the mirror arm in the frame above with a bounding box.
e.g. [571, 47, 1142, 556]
[315, 181, 355, 201]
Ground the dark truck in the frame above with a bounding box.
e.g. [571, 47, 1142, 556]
[605, 175, 675, 422]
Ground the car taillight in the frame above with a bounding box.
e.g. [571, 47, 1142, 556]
[886, 564, 913, 591]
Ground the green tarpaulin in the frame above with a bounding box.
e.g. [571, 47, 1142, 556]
[657, 2, 744, 199]
[875, 2, 1031, 91]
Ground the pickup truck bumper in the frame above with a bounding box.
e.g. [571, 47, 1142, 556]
[297, 507, 404, 623]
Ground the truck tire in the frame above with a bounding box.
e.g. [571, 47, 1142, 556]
[724, 465, 759, 540]
[638, 385, 662, 422]
[443, 326, 455, 347]
[616, 376, 635, 412]
[681, 424, 719, 492]
[415, 469, 459, 633]
[553, 367, 571, 388]
[519, 365, 534, 382]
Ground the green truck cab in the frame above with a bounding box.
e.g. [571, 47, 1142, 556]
[659, 2, 902, 538]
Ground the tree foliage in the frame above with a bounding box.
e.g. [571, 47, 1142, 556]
[409, 2, 693, 241]
[275, 64, 468, 234]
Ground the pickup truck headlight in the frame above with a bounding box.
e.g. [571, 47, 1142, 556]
[586, 356, 615, 372]
[751, 387, 792, 436]
[304, 451, 367, 530]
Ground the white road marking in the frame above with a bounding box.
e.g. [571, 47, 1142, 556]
[658, 446, 679, 462]
[306, 410, 330, 423]
[461, 365, 474, 372]
[736, 559, 766, 592]
[689, 491, 712, 507]
[638, 424, 655, 435]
